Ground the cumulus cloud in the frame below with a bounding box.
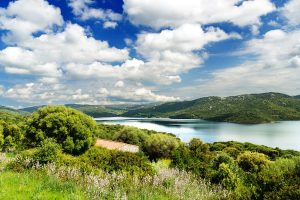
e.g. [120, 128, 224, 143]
[281, 0, 300, 25]
[0, 23, 129, 77]
[0, 0, 63, 44]
[68, 0, 122, 29]
[174, 29, 300, 98]
[123, 0, 275, 29]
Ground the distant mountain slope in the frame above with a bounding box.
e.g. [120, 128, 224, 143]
[294, 95, 300, 99]
[20, 103, 162, 118]
[124, 93, 300, 124]
[21, 104, 121, 117]
[0, 106, 27, 123]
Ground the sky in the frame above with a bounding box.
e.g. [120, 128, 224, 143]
[0, 0, 299, 108]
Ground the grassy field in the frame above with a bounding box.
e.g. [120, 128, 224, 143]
[0, 170, 86, 200]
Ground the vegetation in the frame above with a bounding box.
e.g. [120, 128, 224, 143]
[25, 106, 97, 155]
[124, 92, 300, 124]
[0, 105, 299, 199]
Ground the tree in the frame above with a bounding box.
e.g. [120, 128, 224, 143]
[25, 106, 97, 155]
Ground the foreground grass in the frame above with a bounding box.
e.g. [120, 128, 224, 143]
[0, 152, 229, 200]
[0, 170, 86, 200]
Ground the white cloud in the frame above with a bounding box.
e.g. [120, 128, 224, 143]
[0, 23, 129, 77]
[0, 0, 63, 44]
[68, 0, 122, 22]
[115, 81, 125, 88]
[174, 29, 300, 98]
[103, 21, 118, 29]
[124, 0, 275, 29]
[133, 24, 241, 84]
[281, 0, 300, 25]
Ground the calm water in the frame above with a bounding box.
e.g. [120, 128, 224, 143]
[95, 117, 300, 151]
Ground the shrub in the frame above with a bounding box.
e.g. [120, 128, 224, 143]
[33, 139, 61, 164]
[82, 147, 153, 175]
[237, 151, 270, 172]
[113, 126, 149, 148]
[0, 120, 24, 151]
[145, 134, 179, 160]
[25, 106, 97, 155]
[189, 138, 209, 159]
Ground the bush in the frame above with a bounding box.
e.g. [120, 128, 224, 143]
[33, 139, 61, 164]
[114, 126, 149, 149]
[145, 134, 179, 160]
[0, 120, 24, 151]
[25, 106, 97, 155]
[82, 147, 153, 175]
[237, 151, 270, 172]
[189, 138, 209, 160]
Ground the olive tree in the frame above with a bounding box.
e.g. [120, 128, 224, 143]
[25, 106, 97, 155]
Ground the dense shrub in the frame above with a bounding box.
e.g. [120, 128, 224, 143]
[257, 157, 300, 200]
[0, 120, 24, 151]
[189, 138, 209, 158]
[113, 126, 149, 148]
[25, 106, 97, 155]
[82, 147, 153, 175]
[33, 139, 61, 164]
[145, 134, 179, 160]
[237, 151, 270, 172]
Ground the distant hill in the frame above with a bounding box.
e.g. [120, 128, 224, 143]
[294, 95, 300, 99]
[0, 106, 28, 123]
[19, 92, 300, 124]
[21, 104, 120, 117]
[124, 92, 300, 124]
[20, 103, 161, 118]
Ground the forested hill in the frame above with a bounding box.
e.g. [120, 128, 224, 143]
[123, 93, 300, 124]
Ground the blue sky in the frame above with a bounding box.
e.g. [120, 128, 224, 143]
[0, 0, 299, 107]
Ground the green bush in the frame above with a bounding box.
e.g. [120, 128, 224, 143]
[257, 157, 300, 199]
[145, 134, 179, 160]
[33, 139, 61, 164]
[237, 151, 270, 172]
[25, 106, 97, 155]
[114, 126, 149, 149]
[81, 147, 153, 175]
[0, 120, 24, 151]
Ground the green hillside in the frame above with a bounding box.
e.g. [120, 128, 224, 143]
[0, 106, 27, 123]
[20, 103, 161, 118]
[124, 92, 300, 124]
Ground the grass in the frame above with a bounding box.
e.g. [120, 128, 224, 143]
[0, 170, 86, 200]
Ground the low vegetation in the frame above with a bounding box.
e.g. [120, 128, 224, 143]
[0, 105, 299, 199]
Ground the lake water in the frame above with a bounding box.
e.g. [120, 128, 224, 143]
[95, 117, 300, 151]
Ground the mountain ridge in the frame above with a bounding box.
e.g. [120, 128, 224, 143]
[17, 92, 300, 124]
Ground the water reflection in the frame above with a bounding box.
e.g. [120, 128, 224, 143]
[95, 117, 300, 151]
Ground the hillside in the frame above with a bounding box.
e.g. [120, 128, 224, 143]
[0, 106, 27, 123]
[124, 92, 300, 124]
[20, 103, 161, 118]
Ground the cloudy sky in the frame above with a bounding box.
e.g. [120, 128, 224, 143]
[0, 0, 299, 107]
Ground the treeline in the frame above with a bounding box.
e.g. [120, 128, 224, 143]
[0, 106, 300, 199]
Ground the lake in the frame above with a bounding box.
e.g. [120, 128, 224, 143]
[95, 117, 300, 151]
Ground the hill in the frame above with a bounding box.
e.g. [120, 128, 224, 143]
[124, 92, 300, 124]
[0, 106, 27, 123]
[21, 104, 121, 117]
[20, 103, 161, 118]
